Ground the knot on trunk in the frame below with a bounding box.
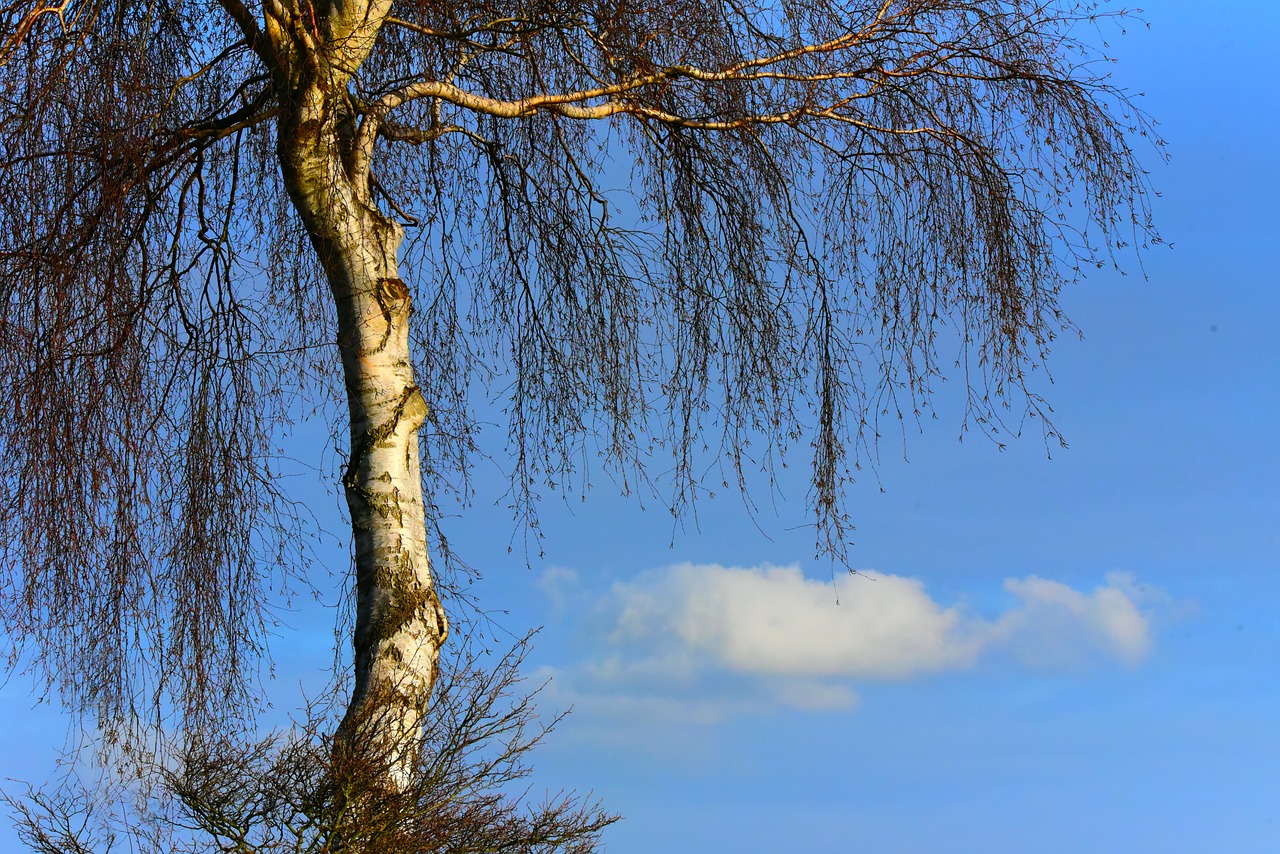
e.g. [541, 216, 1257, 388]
[377, 276, 410, 315]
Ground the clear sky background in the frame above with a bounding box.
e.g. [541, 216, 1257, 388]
[4, 2, 1279, 852]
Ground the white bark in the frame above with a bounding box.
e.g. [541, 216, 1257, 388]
[332, 214, 447, 790]
[277, 74, 446, 788]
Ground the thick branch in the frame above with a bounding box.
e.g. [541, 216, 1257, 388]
[213, 0, 272, 66]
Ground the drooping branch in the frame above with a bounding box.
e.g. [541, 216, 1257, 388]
[0, 0, 1162, 766]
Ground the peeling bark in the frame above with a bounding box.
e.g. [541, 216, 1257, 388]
[276, 72, 446, 788]
[331, 226, 447, 790]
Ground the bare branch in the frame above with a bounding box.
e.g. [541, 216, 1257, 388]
[0, 0, 1162, 803]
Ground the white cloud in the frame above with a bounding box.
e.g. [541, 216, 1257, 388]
[991, 571, 1154, 667]
[542, 562, 1173, 719]
[610, 563, 983, 679]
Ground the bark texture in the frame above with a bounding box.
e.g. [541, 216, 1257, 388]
[274, 34, 447, 786]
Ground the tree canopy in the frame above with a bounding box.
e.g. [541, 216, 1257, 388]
[0, 0, 1158, 782]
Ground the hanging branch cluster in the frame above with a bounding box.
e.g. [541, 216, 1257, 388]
[358, 0, 1160, 552]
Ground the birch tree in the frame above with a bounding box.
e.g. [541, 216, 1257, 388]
[0, 0, 1158, 789]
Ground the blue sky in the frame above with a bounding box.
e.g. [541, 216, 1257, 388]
[4, 2, 1280, 851]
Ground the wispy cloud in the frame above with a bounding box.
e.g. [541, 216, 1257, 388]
[990, 573, 1155, 667]
[538, 563, 1174, 721]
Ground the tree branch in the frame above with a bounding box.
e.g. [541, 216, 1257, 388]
[213, 0, 272, 67]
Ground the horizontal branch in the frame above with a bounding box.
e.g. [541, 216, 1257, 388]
[181, 95, 277, 140]
[353, 0, 1078, 170]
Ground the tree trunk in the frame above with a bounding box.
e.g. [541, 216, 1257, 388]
[278, 91, 447, 789]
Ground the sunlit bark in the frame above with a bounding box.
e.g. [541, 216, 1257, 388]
[275, 53, 448, 784]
